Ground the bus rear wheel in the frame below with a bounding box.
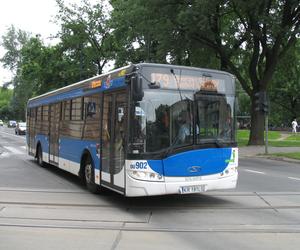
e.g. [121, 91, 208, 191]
[36, 145, 44, 167]
[84, 155, 101, 194]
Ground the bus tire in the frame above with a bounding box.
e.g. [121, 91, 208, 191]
[36, 145, 44, 167]
[84, 154, 101, 194]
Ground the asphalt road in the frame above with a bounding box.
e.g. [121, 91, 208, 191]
[1, 126, 300, 250]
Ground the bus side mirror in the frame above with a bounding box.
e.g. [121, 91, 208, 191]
[131, 75, 144, 102]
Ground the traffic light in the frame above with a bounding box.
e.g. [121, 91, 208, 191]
[254, 91, 269, 113]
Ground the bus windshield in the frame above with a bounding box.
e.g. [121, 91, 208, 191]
[129, 89, 235, 155]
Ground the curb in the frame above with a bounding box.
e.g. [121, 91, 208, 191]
[264, 156, 300, 164]
[240, 155, 300, 164]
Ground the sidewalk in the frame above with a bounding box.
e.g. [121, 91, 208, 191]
[239, 146, 300, 163]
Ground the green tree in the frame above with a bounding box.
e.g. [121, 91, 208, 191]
[0, 87, 13, 120]
[10, 36, 91, 119]
[0, 25, 31, 120]
[110, 0, 219, 68]
[110, 0, 300, 145]
[55, 0, 114, 77]
[0, 25, 30, 73]
[269, 40, 300, 126]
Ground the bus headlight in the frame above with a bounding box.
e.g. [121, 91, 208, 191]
[128, 170, 164, 182]
[220, 166, 238, 178]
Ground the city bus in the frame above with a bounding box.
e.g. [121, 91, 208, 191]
[27, 63, 238, 196]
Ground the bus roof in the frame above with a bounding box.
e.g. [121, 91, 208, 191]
[137, 63, 235, 78]
[28, 64, 135, 104]
[27, 63, 235, 108]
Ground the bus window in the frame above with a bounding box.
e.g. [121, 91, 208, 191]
[63, 100, 71, 121]
[71, 97, 83, 121]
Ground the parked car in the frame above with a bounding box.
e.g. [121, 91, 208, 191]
[8, 120, 17, 128]
[0, 119, 3, 126]
[15, 122, 26, 135]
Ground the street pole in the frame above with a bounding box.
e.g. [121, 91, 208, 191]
[265, 113, 268, 154]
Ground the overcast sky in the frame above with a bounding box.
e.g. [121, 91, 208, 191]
[0, 0, 66, 85]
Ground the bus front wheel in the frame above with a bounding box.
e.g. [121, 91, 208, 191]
[84, 155, 101, 194]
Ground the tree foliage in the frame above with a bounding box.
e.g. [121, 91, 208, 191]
[110, 0, 219, 68]
[110, 0, 300, 145]
[55, 0, 114, 77]
[0, 0, 299, 145]
[0, 87, 13, 120]
[269, 40, 300, 126]
[0, 25, 30, 72]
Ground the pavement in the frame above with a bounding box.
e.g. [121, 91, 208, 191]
[239, 145, 300, 163]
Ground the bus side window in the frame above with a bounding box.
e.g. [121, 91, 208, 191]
[64, 100, 71, 120]
[71, 97, 83, 121]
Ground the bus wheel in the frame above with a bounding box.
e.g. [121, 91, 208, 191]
[84, 155, 101, 194]
[36, 145, 44, 167]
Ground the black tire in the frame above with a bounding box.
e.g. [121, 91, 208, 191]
[84, 155, 101, 194]
[36, 145, 44, 167]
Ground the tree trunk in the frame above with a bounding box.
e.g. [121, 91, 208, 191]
[248, 96, 265, 145]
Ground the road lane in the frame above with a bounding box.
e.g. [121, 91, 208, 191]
[237, 157, 300, 192]
[1, 127, 300, 249]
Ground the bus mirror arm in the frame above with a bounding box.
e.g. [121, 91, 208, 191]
[131, 75, 144, 102]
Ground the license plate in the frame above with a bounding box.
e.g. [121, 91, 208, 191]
[179, 184, 206, 194]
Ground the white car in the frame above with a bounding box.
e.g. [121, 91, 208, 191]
[8, 120, 17, 127]
[15, 122, 26, 135]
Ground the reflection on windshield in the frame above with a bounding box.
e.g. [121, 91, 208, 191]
[130, 90, 235, 154]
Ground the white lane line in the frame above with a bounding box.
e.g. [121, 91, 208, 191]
[244, 169, 266, 175]
[288, 177, 300, 181]
[0, 130, 26, 140]
[3, 146, 25, 155]
[0, 152, 11, 158]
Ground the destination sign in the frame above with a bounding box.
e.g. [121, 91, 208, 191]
[150, 73, 219, 91]
[91, 80, 102, 88]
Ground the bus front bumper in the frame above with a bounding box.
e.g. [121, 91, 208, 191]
[125, 172, 238, 197]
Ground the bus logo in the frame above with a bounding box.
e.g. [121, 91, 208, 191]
[188, 166, 202, 173]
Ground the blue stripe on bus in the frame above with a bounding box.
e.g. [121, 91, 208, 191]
[28, 76, 126, 108]
[36, 134, 49, 154]
[59, 137, 100, 170]
[147, 148, 232, 177]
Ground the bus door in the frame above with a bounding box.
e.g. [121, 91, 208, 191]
[49, 103, 60, 165]
[27, 108, 36, 156]
[101, 90, 127, 192]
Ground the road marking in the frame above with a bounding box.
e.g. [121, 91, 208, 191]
[3, 146, 25, 155]
[288, 177, 300, 181]
[244, 169, 266, 175]
[0, 152, 11, 158]
[0, 130, 26, 140]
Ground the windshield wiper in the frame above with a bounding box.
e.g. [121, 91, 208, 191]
[161, 135, 190, 158]
[197, 138, 227, 148]
[170, 69, 183, 101]
[215, 139, 224, 148]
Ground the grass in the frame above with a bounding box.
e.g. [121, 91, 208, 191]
[269, 152, 300, 161]
[286, 134, 300, 141]
[237, 129, 300, 161]
[268, 140, 300, 147]
[237, 129, 300, 147]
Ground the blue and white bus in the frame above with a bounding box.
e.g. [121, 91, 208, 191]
[27, 63, 238, 196]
